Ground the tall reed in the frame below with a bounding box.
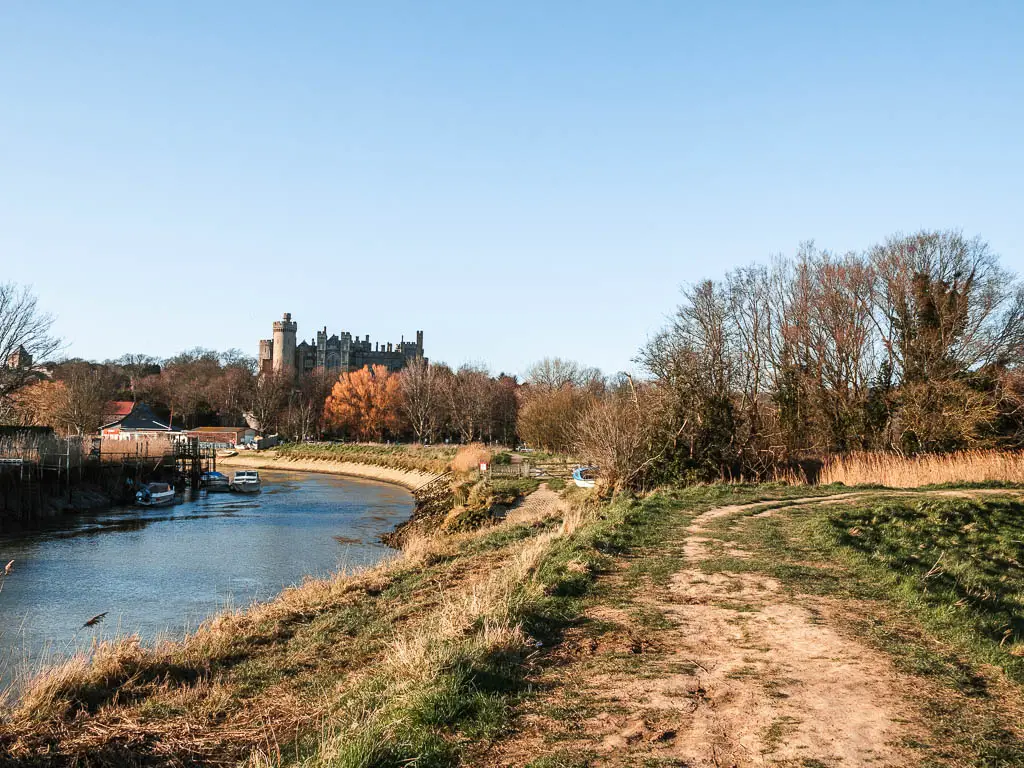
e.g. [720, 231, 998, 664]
[820, 450, 1024, 488]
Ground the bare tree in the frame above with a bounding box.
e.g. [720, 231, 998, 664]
[281, 370, 334, 441]
[526, 357, 603, 391]
[111, 353, 161, 401]
[246, 371, 289, 433]
[0, 283, 60, 403]
[398, 358, 442, 442]
[443, 364, 493, 443]
[50, 361, 119, 435]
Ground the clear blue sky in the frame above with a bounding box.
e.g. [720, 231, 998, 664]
[2, 2, 1022, 377]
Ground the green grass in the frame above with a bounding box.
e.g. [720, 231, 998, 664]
[692, 490, 1024, 766]
[276, 442, 457, 473]
[819, 495, 1024, 681]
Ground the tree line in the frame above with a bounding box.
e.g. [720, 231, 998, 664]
[3, 229, 1022, 491]
[562, 230, 1024, 488]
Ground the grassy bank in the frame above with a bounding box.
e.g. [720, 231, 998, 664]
[5, 482, 1023, 765]
[274, 443, 459, 475]
[0, 480, 592, 764]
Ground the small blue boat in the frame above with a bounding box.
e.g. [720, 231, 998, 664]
[201, 471, 231, 492]
[572, 466, 597, 488]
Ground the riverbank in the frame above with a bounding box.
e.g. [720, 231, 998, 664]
[217, 452, 443, 491]
[7, 483, 1023, 765]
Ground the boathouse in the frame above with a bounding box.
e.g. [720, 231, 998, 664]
[184, 426, 256, 448]
[99, 402, 178, 439]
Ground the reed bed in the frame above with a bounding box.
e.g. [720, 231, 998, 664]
[449, 442, 492, 474]
[0, 434, 87, 466]
[819, 449, 1024, 488]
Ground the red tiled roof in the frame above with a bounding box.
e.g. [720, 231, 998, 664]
[105, 401, 135, 418]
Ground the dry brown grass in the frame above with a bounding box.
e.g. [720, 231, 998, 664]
[1, 482, 579, 764]
[450, 443, 492, 474]
[819, 449, 1024, 488]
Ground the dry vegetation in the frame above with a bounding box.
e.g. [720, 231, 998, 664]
[449, 442, 492, 474]
[274, 441, 459, 475]
[0, 481, 584, 765]
[820, 449, 1024, 488]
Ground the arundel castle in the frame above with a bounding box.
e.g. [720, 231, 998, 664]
[259, 313, 425, 377]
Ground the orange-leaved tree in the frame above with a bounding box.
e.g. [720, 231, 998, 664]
[323, 364, 402, 441]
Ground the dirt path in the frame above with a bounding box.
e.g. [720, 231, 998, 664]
[651, 497, 920, 766]
[504, 482, 566, 525]
[482, 492, 938, 767]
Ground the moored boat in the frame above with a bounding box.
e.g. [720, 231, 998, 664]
[572, 466, 597, 489]
[230, 470, 262, 493]
[202, 471, 231, 492]
[136, 482, 176, 507]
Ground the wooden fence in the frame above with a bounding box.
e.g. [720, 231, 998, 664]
[485, 462, 574, 480]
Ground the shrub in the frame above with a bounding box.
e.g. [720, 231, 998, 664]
[451, 443, 492, 474]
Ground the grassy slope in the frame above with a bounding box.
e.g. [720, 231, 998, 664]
[499, 487, 1024, 767]
[5, 483, 1023, 766]
[274, 443, 459, 474]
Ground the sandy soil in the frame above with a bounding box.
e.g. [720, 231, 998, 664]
[216, 453, 441, 491]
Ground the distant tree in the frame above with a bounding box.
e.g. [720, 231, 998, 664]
[282, 370, 334, 441]
[49, 361, 119, 435]
[10, 361, 118, 435]
[246, 371, 290, 433]
[156, 348, 222, 427]
[526, 357, 603, 392]
[575, 382, 659, 492]
[489, 374, 520, 446]
[207, 352, 258, 424]
[442, 364, 494, 443]
[8, 381, 64, 428]
[110, 353, 161, 401]
[517, 385, 594, 453]
[324, 365, 401, 441]
[0, 283, 60, 406]
[398, 358, 443, 442]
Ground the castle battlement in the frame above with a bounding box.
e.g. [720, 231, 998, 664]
[259, 313, 424, 377]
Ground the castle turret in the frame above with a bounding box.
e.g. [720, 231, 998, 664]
[258, 339, 274, 375]
[272, 312, 298, 376]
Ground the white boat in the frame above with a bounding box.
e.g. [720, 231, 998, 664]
[136, 482, 176, 507]
[572, 466, 597, 489]
[230, 470, 262, 493]
[202, 471, 231, 492]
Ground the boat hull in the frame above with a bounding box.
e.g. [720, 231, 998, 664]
[230, 483, 261, 494]
[137, 494, 176, 507]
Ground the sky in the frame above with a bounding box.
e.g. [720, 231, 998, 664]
[1, 2, 1022, 378]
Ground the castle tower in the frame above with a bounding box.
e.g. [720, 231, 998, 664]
[316, 327, 328, 369]
[258, 339, 274, 375]
[272, 312, 298, 376]
[416, 330, 424, 357]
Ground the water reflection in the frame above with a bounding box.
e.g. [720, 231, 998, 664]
[0, 470, 412, 692]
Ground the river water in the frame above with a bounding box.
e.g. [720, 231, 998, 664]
[0, 469, 413, 692]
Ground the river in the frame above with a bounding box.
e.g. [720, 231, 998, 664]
[0, 469, 413, 694]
